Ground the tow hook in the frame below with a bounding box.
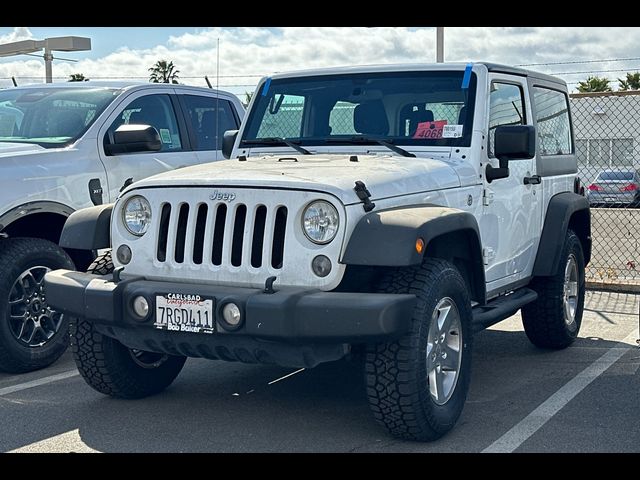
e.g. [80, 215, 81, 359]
[264, 276, 277, 294]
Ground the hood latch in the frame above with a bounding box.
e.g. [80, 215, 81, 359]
[354, 181, 375, 213]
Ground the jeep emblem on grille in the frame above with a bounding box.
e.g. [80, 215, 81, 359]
[209, 190, 236, 202]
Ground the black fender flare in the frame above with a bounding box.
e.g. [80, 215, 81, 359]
[532, 192, 591, 276]
[0, 201, 74, 232]
[59, 204, 114, 250]
[342, 206, 485, 303]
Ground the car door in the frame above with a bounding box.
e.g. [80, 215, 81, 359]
[480, 76, 542, 290]
[97, 89, 198, 202]
[176, 93, 241, 163]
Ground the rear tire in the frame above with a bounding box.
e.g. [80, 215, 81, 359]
[0, 238, 74, 373]
[365, 259, 473, 441]
[521, 229, 585, 349]
[71, 251, 186, 398]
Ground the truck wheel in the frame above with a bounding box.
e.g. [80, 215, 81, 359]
[365, 258, 473, 441]
[522, 229, 585, 349]
[71, 251, 186, 399]
[0, 238, 75, 373]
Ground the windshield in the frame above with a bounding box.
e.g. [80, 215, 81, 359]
[241, 70, 477, 149]
[0, 87, 120, 148]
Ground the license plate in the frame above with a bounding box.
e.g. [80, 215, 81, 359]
[154, 294, 215, 334]
[604, 197, 617, 202]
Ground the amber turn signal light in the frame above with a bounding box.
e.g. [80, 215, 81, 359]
[415, 237, 425, 254]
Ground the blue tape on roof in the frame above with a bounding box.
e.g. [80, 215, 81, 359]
[262, 77, 272, 96]
[462, 63, 473, 89]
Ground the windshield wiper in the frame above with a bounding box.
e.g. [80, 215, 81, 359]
[242, 137, 311, 155]
[325, 136, 415, 158]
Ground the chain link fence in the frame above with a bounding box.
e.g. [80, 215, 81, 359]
[571, 91, 640, 289]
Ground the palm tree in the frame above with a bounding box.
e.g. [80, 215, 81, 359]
[243, 91, 253, 108]
[148, 60, 180, 84]
[576, 76, 612, 93]
[618, 72, 640, 91]
[68, 73, 88, 82]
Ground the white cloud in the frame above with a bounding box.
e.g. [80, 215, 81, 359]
[0, 27, 33, 44]
[2, 27, 640, 92]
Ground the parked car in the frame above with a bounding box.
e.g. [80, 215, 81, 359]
[586, 169, 640, 207]
[0, 81, 244, 373]
[46, 63, 590, 441]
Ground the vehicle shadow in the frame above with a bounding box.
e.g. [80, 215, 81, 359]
[69, 329, 629, 452]
[1, 328, 631, 453]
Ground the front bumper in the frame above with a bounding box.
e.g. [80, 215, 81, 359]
[44, 270, 416, 367]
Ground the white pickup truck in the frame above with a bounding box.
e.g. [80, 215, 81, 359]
[0, 82, 244, 373]
[45, 63, 590, 441]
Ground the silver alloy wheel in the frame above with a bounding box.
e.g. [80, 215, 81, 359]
[129, 349, 169, 369]
[563, 254, 579, 326]
[7, 266, 62, 347]
[426, 297, 463, 405]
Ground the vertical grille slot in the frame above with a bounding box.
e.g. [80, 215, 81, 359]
[271, 206, 287, 269]
[174, 203, 190, 263]
[231, 205, 247, 267]
[157, 203, 171, 262]
[192, 204, 208, 264]
[211, 203, 227, 266]
[251, 205, 267, 268]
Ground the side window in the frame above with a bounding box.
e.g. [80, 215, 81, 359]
[256, 94, 304, 138]
[533, 87, 572, 156]
[488, 82, 525, 158]
[181, 95, 238, 151]
[105, 94, 182, 153]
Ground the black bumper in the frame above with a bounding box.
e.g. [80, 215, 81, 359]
[44, 270, 416, 367]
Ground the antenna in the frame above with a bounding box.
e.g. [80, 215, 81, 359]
[204, 75, 212, 89]
[11, 77, 17, 87]
[216, 37, 220, 160]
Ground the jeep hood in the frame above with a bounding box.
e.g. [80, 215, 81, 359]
[130, 154, 461, 204]
[0, 142, 46, 156]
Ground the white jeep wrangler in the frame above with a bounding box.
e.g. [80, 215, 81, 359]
[0, 82, 243, 373]
[45, 63, 591, 441]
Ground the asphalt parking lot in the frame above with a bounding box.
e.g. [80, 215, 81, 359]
[0, 289, 638, 453]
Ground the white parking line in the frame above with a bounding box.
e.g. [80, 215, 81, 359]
[8, 429, 97, 453]
[482, 329, 639, 453]
[268, 368, 305, 385]
[0, 370, 79, 397]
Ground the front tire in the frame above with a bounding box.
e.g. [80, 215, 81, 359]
[0, 238, 75, 373]
[71, 251, 186, 398]
[521, 229, 585, 349]
[365, 259, 473, 441]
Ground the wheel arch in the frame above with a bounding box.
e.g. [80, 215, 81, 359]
[532, 192, 591, 277]
[0, 201, 94, 270]
[341, 206, 486, 304]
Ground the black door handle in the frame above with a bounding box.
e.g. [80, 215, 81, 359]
[524, 175, 541, 185]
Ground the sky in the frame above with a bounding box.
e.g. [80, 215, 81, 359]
[1, 27, 640, 94]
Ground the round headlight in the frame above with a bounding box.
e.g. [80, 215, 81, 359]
[123, 195, 152, 236]
[302, 200, 339, 244]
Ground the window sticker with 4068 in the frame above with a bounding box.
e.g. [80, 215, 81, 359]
[154, 293, 215, 334]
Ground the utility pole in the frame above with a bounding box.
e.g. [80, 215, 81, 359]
[436, 27, 444, 63]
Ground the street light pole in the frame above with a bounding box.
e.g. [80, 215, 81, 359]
[436, 27, 444, 63]
[0, 36, 90, 84]
[44, 46, 53, 83]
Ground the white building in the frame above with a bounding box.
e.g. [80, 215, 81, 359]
[570, 91, 640, 182]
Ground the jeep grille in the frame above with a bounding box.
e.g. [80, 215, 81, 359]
[156, 201, 288, 270]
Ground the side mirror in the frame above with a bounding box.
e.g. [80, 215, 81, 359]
[222, 129, 239, 159]
[104, 124, 162, 156]
[487, 125, 536, 182]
